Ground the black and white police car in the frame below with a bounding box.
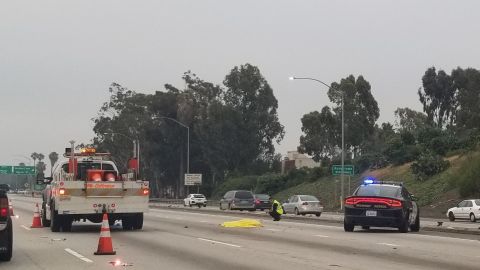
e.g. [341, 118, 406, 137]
[344, 178, 420, 233]
[0, 184, 12, 261]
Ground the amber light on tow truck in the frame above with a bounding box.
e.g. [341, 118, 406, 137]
[80, 148, 96, 154]
[59, 188, 66, 195]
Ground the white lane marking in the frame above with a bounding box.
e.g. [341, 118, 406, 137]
[200, 221, 209, 223]
[409, 233, 480, 244]
[314, 234, 329, 238]
[377, 242, 400, 247]
[64, 248, 93, 263]
[197, 238, 241, 248]
[21, 225, 31, 231]
[265, 228, 281, 232]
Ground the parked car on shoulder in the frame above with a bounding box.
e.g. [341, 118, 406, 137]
[447, 199, 480, 222]
[219, 190, 255, 211]
[254, 194, 272, 210]
[184, 194, 207, 208]
[282, 195, 323, 217]
[0, 184, 13, 261]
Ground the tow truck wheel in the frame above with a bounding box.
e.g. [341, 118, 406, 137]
[133, 213, 143, 230]
[41, 202, 50, 227]
[50, 204, 61, 232]
[122, 217, 134, 230]
[62, 218, 72, 232]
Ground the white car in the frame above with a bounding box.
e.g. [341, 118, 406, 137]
[282, 195, 324, 217]
[184, 194, 207, 208]
[447, 199, 480, 222]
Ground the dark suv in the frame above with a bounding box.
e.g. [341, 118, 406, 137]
[219, 190, 255, 211]
[0, 184, 12, 261]
[344, 179, 419, 233]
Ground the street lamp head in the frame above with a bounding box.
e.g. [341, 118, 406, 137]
[288, 76, 296, 81]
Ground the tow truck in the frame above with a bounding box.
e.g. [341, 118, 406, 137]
[41, 145, 149, 232]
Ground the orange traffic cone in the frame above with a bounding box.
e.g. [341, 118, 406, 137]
[30, 203, 42, 228]
[94, 213, 116, 255]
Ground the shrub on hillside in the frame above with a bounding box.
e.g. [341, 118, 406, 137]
[255, 173, 286, 194]
[411, 153, 450, 181]
[213, 175, 258, 198]
[384, 136, 420, 165]
[457, 154, 480, 197]
[354, 152, 388, 171]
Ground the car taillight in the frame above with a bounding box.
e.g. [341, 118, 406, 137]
[0, 198, 8, 217]
[302, 202, 309, 205]
[0, 208, 7, 217]
[345, 197, 355, 205]
[255, 199, 260, 205]
[142, 189, 149, 196]
[345, 197, 402, 208]
[59, 188, 66, 195]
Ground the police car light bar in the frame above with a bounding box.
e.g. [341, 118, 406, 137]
[363, 178, 403, 186]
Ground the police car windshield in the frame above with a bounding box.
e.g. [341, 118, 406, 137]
[355, 185, 401, 198]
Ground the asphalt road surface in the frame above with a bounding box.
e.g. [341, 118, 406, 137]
[4, 195, 480, 270]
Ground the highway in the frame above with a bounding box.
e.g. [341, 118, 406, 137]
[3, 195, 480, 270]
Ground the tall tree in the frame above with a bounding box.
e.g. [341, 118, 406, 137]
[328, 75, 380, 155]
[452, 67, 480, 132]
[394, 107, 428, 132]
[298, 106, 337, 161]
[418, 67, 457, 128]
[223, 63, 285, 159]
[30, 152, 38, 174]
[48, 152, 59, 176]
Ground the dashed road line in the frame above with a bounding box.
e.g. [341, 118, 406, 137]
[265, 228, 282, 232]
[377, 242, 400, 247]
[64, 248, 93, 263]
[314, 234, 330, 238]
[197, 238, 241, 248]
[21, 225, 31, 231]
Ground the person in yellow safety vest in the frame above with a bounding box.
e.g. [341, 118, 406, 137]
[268, 197, 284, 221]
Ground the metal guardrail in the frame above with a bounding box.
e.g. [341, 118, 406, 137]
[149, 198, 220, 206]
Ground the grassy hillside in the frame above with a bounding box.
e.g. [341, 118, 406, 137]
[275, 152, 478, 217]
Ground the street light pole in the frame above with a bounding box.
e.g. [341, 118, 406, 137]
[289, 76, 346, 210]
[158, 116, 190, 196]
[158, 117, 190, 174]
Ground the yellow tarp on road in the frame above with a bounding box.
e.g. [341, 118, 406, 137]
[221, 219, 263, 228]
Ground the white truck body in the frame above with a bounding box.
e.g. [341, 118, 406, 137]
[42, 153, 149, 232]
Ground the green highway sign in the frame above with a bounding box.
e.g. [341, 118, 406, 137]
[13, 166, 35, 175]
[332, 165, 355, 176]
[0, 166, 13, 174]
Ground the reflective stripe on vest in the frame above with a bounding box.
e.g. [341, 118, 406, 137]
[273, 200, 283, 215]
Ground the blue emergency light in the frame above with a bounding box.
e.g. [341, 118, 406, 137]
[363, 176, 378, 185]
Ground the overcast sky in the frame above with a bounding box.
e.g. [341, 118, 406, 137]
[1, 0, 479, 170]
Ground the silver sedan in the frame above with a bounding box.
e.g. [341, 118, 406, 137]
[282, 195, 323, 217]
